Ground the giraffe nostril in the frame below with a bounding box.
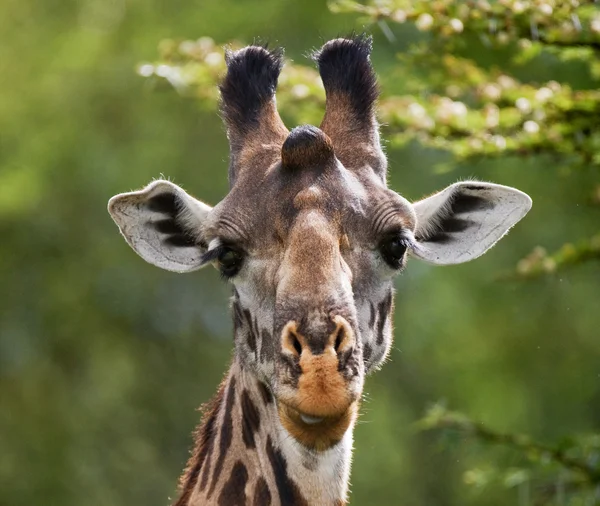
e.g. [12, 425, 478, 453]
[281, 321, 305, 357]
[331, 315, 354, 354]
[292, 334, 303, 356]
[334, 328, 344, 353]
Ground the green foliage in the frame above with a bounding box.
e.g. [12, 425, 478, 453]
[329, 0, 600, 50]
[329, 0, 600, 167]
[327, 0, 600, 279]
[500, 236, 600, 279]
[143, 0, 600, 280]
[420, 404, 600, 505]
[144, 35, 600, 168]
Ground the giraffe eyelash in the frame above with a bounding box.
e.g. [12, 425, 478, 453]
[379, 232, 413, 270]
[202, 243, 246, 279]
[201, 244, 227, 265]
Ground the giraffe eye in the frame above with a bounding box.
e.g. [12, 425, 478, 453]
[380, 236, 410, 269]
[217, 247, 244, 278]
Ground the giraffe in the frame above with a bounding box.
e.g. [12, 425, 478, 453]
[108, 36, 532, 506]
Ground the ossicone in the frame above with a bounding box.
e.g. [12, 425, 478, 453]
[219, 44, 285, 129]
[281, 125, 336, 171]
[219, 44, 289, 185]
[312, 34, 386, 180]
[312, 34, 378, 119]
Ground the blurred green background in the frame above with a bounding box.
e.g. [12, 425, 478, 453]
[1, 0, 599, 505]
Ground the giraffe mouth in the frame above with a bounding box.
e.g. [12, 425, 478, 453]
[281, 403, 347, 425]
[300, 413, 324, 424]
[277, 401, 358, 451]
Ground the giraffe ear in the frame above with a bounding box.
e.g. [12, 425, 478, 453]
[108, 180, 212, 273]
[410, 181, 532, 265]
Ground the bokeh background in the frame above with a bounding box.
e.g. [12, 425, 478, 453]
[1, 0, 599, 505]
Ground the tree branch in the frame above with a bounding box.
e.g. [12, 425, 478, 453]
[420, 405, 600, 484]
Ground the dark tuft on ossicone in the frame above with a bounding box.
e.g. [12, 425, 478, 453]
[281, 125, 335, 170]
[219, 45, 284, 131]
[312, 34, 378, 119]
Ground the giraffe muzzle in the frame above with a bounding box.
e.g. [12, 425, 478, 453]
[275, 315, 363, 449]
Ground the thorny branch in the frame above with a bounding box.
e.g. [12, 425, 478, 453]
[419, 404, 600, 503]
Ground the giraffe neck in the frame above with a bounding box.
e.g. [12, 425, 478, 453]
[174, 359, 354, 506]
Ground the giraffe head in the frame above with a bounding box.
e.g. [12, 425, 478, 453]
[108, 36, 531, 451]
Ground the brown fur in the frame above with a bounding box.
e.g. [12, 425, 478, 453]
[236, 106, 288, 171]
[277, 320, 357, 450]
[217, 460, 248, 505]
[253, 476, 272, 505]
[296, 348, 351, 417]
[315, 36, 386, 179]
[280, 320, 355, 417]
[321, 92, 378, 165]
[278, 402, 358, 452]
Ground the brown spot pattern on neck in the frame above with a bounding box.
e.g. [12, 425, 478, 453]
[217, 460, 248, 506]
[266, 436, 309, 506]
[253, 476, 272, 505]
[241, 389, 261, 449]
[206, 376, 237, 498]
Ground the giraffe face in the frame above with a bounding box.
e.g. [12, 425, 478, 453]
[205, 124, 415, 371]
[197, 131, 416, 447]
[108, 37, 532, 451]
